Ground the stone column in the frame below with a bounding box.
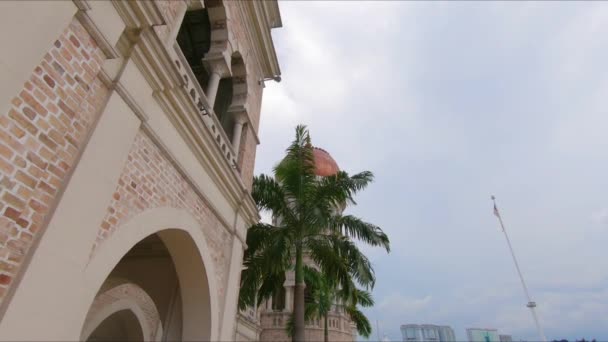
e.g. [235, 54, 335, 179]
[231, 112, 247, 153]
[284, 285, 294, 311]
[205, 68, 222, 107]
[202, 55, 230, 109]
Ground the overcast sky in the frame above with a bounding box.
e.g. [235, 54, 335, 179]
[254, 2, 608, 341]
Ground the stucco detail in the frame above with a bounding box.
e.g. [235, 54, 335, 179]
[82, 281, 163, 342]
[0, 18, 107, 305]
[93, 131, 232, 300]
[155, 0, 187, 41]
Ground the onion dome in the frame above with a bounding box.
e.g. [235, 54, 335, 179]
[312, 147, 339, 177]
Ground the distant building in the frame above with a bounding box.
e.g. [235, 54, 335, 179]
[401, 324, 456, 342]
[466, 328, 500, 342]
[500, 335, 513, 342]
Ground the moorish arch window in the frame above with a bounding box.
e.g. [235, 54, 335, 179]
[214, 76, 233, 137]
[176, 8, 211, 90]
[174, 0, 250, 165]
[214, 53, 247, 143]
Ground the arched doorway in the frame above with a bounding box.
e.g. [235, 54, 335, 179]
[82, 209, 218, 342]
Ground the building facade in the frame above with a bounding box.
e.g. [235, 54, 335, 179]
[467, 328, 500, 342]
[0, 0, 280, 340]
[236, 148, 358, 342]
[499, 334, 513, 342]
[401, 324, 456, 342]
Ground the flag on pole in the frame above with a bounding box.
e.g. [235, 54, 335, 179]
[491, 195, 504, 231]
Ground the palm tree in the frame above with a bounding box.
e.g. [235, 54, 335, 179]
[303, 266, 335, 342]
[293, 266, 374, 342]
[239, 125, 390, 342]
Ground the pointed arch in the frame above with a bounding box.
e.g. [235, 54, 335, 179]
[81, 281, 163, 342]
[83, 207, 219, 341]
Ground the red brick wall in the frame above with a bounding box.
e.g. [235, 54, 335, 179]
[93, 131, 232, 298]
[0, 19, 107, 305]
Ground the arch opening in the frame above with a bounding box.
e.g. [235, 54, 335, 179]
[175, 0, 254, 150]
[83, 227, 213, 342]
[213, 53, 249, 145]
[176, 7, 212, 90]
[87, 309, 144, 342]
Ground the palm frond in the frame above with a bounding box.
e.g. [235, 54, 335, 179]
[345, 305, 372, 338]
[274, 125, 317, 217]
[252, 174, 289, 215]
[330, 215, 390, 252]
[286, 314, 295, 338]
[306, 236, 356, 295]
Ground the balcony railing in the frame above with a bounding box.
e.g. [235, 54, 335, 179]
[171, 42, 239, 170]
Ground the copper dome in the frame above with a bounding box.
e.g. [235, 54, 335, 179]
[312, 147, 339, 177]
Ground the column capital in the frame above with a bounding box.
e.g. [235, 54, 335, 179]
[229, 109, 248, 124]
[203, 53, 231, 78]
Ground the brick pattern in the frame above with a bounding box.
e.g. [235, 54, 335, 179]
[84, 281, 162, 341]
[0, 19, 107, 304]
[94, 131, 232, 298]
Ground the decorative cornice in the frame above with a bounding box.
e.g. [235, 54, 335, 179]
[111, 1, 261, 226]
[247, 1, 281, 79]
[262, 1, 282, 29]
[73, 1, 120, 59]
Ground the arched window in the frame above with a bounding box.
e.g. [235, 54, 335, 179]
[176, 9, 211, 90]
[213, 77, 234, 136]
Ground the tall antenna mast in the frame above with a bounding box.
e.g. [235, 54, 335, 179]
[492, 196, 547, 342]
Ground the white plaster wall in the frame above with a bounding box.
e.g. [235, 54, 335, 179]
[86, 0, 125, 49]
[0, 1, 77, 116]
[220, 237, 245, 340]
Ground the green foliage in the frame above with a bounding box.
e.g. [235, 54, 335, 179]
[238, 125, 390, 340]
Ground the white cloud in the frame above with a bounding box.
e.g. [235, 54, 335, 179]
[378, 293, 433, 314]
[257, 2, 608, 340]
[591, 207, 608, 226]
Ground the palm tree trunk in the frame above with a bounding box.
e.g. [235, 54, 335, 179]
[293, 244, 306, 342]
[324, 314, 329, 342]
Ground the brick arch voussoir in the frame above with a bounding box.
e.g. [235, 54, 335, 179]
[81, 281, 162, 342]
